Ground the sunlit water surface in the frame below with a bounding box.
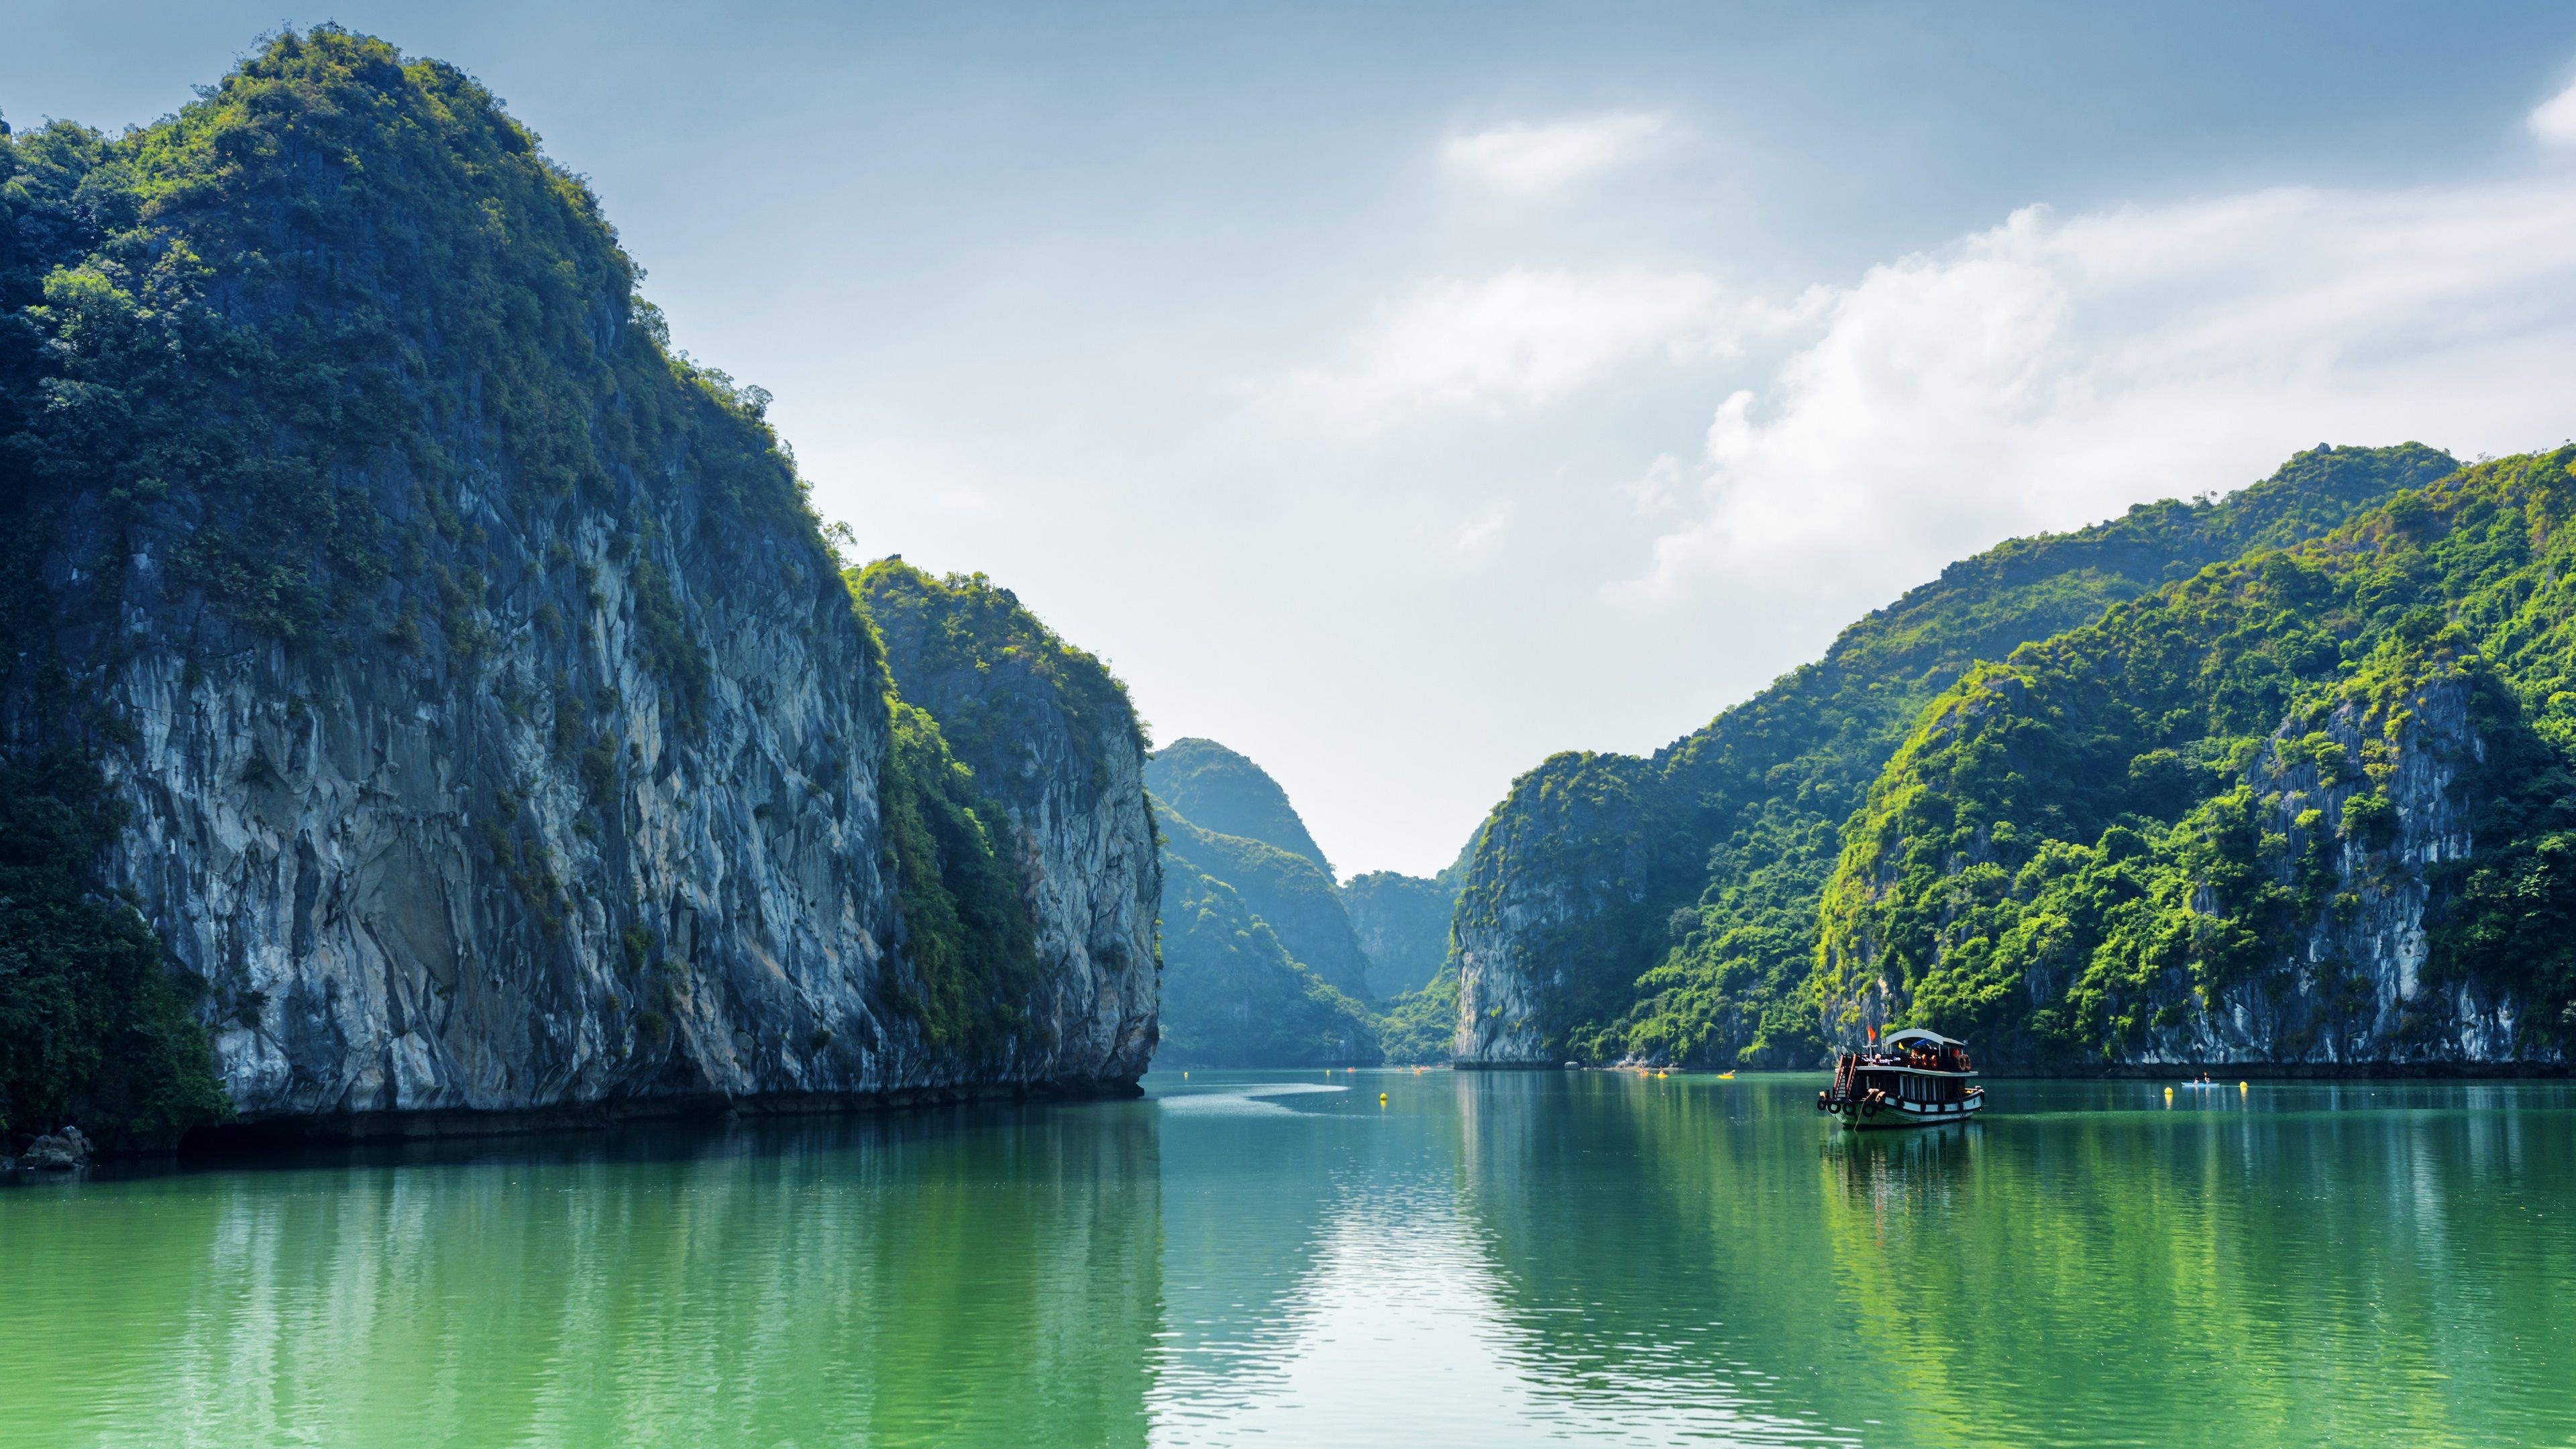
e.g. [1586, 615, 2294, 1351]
[3, 1073, 2573, 1447]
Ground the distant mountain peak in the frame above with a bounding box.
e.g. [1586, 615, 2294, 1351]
[1145, 737, 1334, 878]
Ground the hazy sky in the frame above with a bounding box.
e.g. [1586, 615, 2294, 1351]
[14, 3, 2576, 875]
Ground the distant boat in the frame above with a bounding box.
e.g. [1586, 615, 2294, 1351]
[1716, 1071, 1736, 1079]
[1817, 1028, 1985, 1130]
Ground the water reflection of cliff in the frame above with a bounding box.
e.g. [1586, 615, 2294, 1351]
[1810, 1085, 2576, 1446]
[1452, 1071, 1860, 1445]
[0, 1109, 1163, 1447]
[1148, 1076, 1482, 1440]
[1456, 1075, 2576, 1448]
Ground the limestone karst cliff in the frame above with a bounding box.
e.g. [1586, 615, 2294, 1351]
[1816, 453, 2576, 1069]
[1450, 443, 2469, 1068]
[0, 30, 1156, 1140]
[854, 561, 1159, 1083]
[1142, 739, 1379, 1065]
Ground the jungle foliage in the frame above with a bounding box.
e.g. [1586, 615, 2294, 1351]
[0, 753, 231, 1147]
[1824, 450, 2576, 1061]
[1456, 443, 2461, 1066]
[1154, 802, 1379, 1067]
[857, 559, 1146, 782]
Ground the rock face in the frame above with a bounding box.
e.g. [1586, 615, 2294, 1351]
[857, 562, 1159, 1085]
[85, 493, 930, 1120]
[19, 1132, 89, 1170]
[1454, 753, 1667, 1064]
[1825, 674, 2540, 1067]
[0, 32, 1158, 1132]
[1341, 869, 1460, 998]
[2171, 680, 2525, 1065]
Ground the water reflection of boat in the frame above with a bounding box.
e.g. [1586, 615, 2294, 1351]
[1819, 1108, 1976, 1208]
[1816, 1028, 1984, 1130]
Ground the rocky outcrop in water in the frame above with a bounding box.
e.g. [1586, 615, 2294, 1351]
[0, 30, 1157, 1138]
[90, 479, 927, 1121]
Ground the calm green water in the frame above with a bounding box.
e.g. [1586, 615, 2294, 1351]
[3, 1072, 2573, 1448]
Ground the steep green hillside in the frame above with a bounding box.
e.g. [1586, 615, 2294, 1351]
[1144, 733, 1478, 1064]
[1147, 739, 1336, 876]
[1456, 443, 2459, 1067]
[1155, 804, 1379, 1067]
[1820, 451, 2576, 1065]
[1144, 740, 1369, 998]
[855, 560, 1146, 782]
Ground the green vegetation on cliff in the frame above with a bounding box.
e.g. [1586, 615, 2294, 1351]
[1155, 804, 1379, 1067]
[0, 754, 231, 1146]
[1457, 443, 2459, 1066]
[1160, 808, 1370, 1001]
[877, 701, 1044, 1053]
[856, 559, 1157, 1058]
[1147, 739, 1335, 876]
[1144, 737, 1477, 1065]
[1823, 450, 2576, 1061]
[4, 29, 807, 686]
[4, 30, 1128, 1134]
[856, 559, 1146, 778]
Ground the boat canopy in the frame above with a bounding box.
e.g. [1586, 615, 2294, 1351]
[1882, 1028, 1964, 1050]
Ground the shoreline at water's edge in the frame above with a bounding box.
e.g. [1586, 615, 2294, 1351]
[168, 1077, 1146, 1155]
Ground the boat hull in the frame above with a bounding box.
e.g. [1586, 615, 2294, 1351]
[1834, 1095, 1984, 1130]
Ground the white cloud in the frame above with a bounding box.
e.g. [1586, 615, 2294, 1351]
[2531, 74, 2576, 146]
[1278, 268, 1733, 421]
[1449, 503, 1513, 555]
[1637, 178, 2576, 594]
[1442, 112, 1669, 193]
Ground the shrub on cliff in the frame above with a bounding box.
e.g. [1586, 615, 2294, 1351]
[878, 702, 1044, 1054]
[0, 755, 229, 1147]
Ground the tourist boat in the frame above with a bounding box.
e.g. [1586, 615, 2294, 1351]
[1816, 1028, 1984, 1130]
